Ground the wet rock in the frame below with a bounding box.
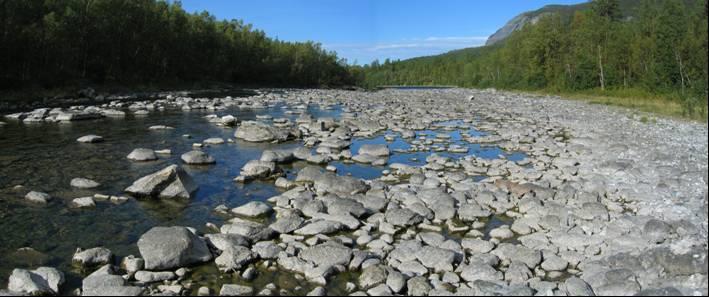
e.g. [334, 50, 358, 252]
[235, 160, 278, 182]
[71, 197, 96, 208]
[125, 165, 198, 199]
[181, 150, 216, 165]
[73, 247, 112, 267]
[24, 191, 51, 204]
[77, 135, 103, 143]
[137, 226, 212, 270]
[8, 267, 64, 295]
[148, 125, 173, 130]
[231, 201, 273, 217]
[126, 148, 158, 162]
[70, 178, 101, 189]
[234, 121, 291, 142]
[260, 149, 295, 163]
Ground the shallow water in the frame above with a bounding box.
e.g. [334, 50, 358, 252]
[0, 97, 525, 293]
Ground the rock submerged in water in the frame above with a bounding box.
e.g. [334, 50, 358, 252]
[124, 165, 198, 199]
[181, 150, 216, 165]
[24, 191, 51, 204]
[76, 135, 103, 143]
[70, 178, 101, 189]
[137, 226, 212, 270]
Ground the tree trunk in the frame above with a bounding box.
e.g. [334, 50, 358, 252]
[597, 45, 605, 91]
[675, 49, 687, 94]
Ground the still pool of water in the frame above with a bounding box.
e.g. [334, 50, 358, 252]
[0, 99, 525, 293]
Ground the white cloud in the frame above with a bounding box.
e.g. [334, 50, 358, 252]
[323, 36, 488, 64]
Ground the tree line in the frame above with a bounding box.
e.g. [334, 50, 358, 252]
[0, 0, 358, 91]
[360, 0, 708, 118]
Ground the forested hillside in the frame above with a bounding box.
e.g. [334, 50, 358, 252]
[0, 0, 357, 90]
[361, 0, 708, 119]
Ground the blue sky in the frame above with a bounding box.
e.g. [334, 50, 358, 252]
[180, 0, 587, 65]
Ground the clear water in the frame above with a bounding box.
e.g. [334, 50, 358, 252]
[0, 98, 525, 293]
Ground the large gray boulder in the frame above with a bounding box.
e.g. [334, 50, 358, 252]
[234, 121, 291, 142]
[137, 226, 212, 270]
[124, 165, 198, 199]
[8, 267, 64, 295]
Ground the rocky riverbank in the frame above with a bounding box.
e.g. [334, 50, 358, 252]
[2, 88, 707, 296]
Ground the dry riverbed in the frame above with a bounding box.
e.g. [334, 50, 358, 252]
[1, 88, 707, 296]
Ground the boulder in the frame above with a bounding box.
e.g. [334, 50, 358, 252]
[73, 247, 113, 267]
[231, 201, 273, 217]
[8, 267, 64, 295]
[358, 144, 390, 157]
[125, 165, 198, 199]
[24, 191, 51, 204]
[234, 121, 291, 142]
[127, 149, 158, 162]
[219, 284, 253, 296]
[71, 197, 96, 208]
[81, 264, 144, 296]
[70, 178, 101, 189]
[181, 150, 216, 165]
[215, 246, 256, 272]
[137, 226, 212, 270]
[235, 160, 278, 182]
[77, 135, 103, 143]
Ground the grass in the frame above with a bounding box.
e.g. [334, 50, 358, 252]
[525, 87, 708, 123]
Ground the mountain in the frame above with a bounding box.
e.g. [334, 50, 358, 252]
[485, 0, 647, 45]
